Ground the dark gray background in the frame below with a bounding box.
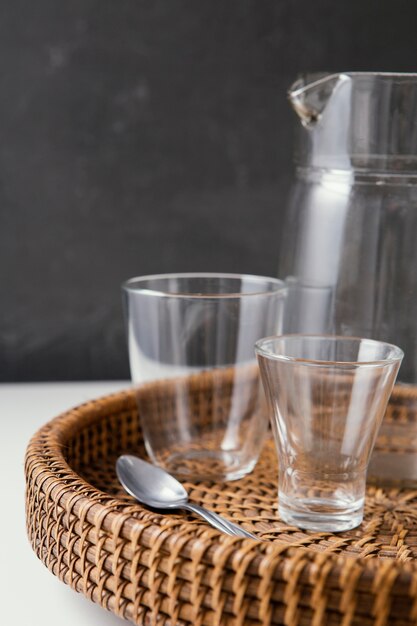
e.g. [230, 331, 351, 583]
[3, 1, 417, 381]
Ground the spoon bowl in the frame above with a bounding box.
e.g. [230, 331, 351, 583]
[116, 455, 188, 508]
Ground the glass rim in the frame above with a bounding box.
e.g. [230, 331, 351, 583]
[254, 334, 404, 368]
[122, 272, 287, 299]
[291, 71, 417, 93]
[298, 72, 417, 79]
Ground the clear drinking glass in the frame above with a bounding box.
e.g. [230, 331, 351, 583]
[255, 335, 403, 532]
[123, 273, 287, 482]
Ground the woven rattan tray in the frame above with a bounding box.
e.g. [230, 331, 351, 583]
[25, 384, 417, 626]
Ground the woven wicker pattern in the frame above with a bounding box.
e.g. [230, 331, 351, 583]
[25, 384, 417, 626]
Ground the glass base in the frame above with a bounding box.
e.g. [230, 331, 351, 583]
[156, 449, 258, 482]
[279, 493, 364, 532]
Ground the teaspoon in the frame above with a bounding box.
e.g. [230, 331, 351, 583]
[116, 455, 257, 540]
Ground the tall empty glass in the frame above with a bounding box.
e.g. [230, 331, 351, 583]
[123, 273, 286, 481]
[256, 335, 403, 531]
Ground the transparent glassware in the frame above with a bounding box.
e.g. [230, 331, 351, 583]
[280, 73, 417, 482]
[256, 335, 403, 532]
[281, 73, 417, 382]
[122, 273, 287, 482]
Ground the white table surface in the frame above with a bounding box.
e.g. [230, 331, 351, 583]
[1, 381, 132, 626]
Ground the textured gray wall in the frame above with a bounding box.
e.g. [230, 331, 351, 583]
[3, 1, 417, 381]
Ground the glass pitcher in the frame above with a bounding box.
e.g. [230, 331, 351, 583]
[279, 72, 417, 482]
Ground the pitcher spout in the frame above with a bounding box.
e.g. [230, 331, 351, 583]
[288, 73, 350, 128]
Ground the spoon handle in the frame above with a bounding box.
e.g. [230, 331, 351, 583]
[182, 502, 257, 540]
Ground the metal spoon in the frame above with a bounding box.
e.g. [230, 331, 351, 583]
[116, 455, 257, 540]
